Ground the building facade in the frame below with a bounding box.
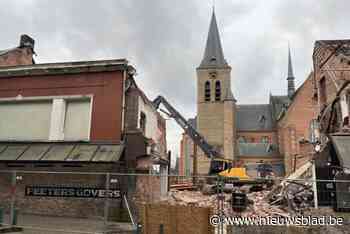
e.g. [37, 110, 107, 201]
[0, 36, 169, 218]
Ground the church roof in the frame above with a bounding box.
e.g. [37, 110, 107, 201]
[269, 95, 290, 121]
[199, 10, 228, 69]
[236, 104, 274, 131]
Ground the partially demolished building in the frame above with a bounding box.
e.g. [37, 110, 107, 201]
[0, 35, 169, 218]
[312, 39, 350, 210]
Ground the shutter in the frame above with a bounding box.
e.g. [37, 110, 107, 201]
[64, 99, 91, 140]
[0, 100, 52, 140]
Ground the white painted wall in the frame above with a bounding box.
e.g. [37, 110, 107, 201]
[137, 96, 161, 143]
[49, 99, 66, 140]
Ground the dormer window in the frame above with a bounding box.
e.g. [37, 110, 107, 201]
[205, 81, 211, 102]
[258, 115, 266, 123]
[215, 81, 221, 101]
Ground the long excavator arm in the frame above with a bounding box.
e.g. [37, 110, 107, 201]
[152, 95, 220, 159]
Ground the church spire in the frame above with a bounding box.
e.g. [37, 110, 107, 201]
[287, 44, 295, 98]
[199, 9, 228, 68]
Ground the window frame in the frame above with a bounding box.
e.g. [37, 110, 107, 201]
[215, 80, 221, 101]
[0, 95, 93, 141]
[204, 81, 211, 102]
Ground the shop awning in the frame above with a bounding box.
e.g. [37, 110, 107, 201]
[330, 135, 350, 168]
[0, 142, 124, 162]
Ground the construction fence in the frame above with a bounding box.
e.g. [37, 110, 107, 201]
[0, 170, 349, 233]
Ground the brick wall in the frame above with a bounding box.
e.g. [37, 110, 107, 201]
[0, 169, 130, 219]
[0, 47, 33, 67]
[278, 74, 317, 175]
[0, 71, 125, 142]
[134, 175, 162, 203]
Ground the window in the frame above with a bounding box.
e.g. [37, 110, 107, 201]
[319, 77, 327, 106]
[0, 97, 92, 141]
[205, 81, 211, 101]
[261, 136, 269, 143]
[140, 112, 146, 134]
[346, 92, 350, 126]
[238, 136, 246, 143]
[63, 99, 91, 140]
[215, 81, 221, 101]
[0, 100, 52, 140]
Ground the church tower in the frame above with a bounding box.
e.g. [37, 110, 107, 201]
[196, 9, 236, 174]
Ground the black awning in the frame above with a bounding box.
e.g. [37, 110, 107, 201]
[0, 142, 124, 162]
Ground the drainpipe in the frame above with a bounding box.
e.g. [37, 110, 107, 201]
[312, 160, 318, 209]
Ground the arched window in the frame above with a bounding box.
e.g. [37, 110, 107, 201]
[205, 81, 211, 101]
[215, 81, 221, 101]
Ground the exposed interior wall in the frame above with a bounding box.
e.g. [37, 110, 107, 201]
[137, 96, 159, 140]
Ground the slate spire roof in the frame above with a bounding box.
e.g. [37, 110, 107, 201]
[288, 45, 295, 78]
[287, 44, 296, 97]
[199, 9, 228, 68]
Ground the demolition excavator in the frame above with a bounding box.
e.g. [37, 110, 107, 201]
[152, 95, 251, 180]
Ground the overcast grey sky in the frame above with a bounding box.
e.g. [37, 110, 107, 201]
[1, 0, 349, 161]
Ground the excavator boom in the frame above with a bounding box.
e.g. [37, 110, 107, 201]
[152, 95, 220, 159]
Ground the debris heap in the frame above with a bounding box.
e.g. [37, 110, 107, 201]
[165, 180, 314, 218]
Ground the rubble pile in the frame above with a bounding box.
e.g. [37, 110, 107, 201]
[241, 191, 289, 217]
[167, 190, 217, 207]
[166, 180, 314, 217]
[267, 181, 314, 214]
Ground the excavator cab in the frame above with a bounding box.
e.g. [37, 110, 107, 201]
[209, 158, 233, 175]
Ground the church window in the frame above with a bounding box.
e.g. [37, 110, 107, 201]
[261, 136, 269, 143]
[215, 81, 221, 101]
[205, 81, 211, 101]
[238, 136, 246, 143]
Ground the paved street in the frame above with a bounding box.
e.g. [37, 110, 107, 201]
[3, 214, 134, 234]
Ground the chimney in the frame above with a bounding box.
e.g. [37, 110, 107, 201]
[19, 34, 35, 51]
